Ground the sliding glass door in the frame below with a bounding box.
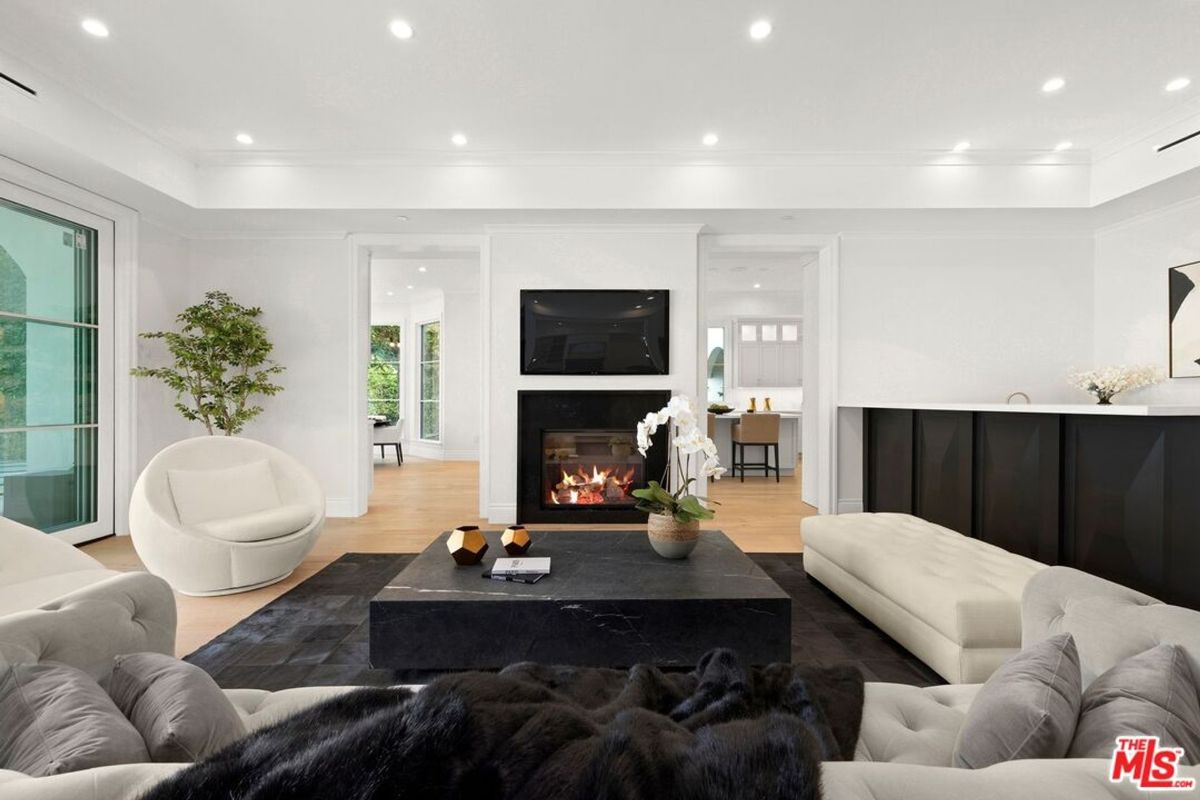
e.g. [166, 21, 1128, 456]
[0, 187, 113, 543]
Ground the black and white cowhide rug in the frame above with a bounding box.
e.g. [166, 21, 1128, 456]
[145, 649, 864, 800]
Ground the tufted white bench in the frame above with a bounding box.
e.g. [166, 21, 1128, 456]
[801, 512, 1046, 683]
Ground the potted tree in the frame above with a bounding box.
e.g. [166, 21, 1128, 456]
[132, 291, 285, 434]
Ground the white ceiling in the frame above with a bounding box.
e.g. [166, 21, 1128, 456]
[706, 252, 815, 293]
[2, 0, 1198, 158]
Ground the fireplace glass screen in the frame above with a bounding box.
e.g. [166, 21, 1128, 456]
[542, 430, 644, 508]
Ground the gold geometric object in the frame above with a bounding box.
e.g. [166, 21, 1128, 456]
[501, 525, 531, 555]
[447, 525, 489, 565]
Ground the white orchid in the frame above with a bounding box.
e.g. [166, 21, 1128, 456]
[631, 394, 725, 524]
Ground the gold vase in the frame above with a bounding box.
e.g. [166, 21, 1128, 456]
[646, 512, 700, 559]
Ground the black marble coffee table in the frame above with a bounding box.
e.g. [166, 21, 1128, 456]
[369, 529, 791, 670]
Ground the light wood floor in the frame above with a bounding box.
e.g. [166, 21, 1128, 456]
[84, 458, 816, 657]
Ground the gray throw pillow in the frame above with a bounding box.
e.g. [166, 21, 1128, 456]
[0, 661, 149, 776]
[1068, 643, 1200, 764]
[953, 632, 1082, 769]
[107, 652, 247, 762]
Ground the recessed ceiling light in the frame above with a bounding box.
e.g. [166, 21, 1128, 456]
[450, 132, 468, 147]
[1054, 140, 1074, 151]
[1166, 77, 1191, 92]
[952, 141, 971, 153]
[389, 19, 414, 40]
[418, 266, 427, 272]
[753, 283, 762, 289]
[702, 132, 719, 146]
[1041, 76, 1066, 93]
[81, 18, 109, 37]
[386, 291, 395, 296]
[395, 215, 409, 222]
[235, 132, 254, 145]
[749, 19, 772, 40]
[406, 284, 414, 290]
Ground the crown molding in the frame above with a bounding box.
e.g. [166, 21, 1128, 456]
[1093, 96, 1200, 162]
[484, 223, 706, 235]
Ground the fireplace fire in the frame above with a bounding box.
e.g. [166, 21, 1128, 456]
[543, 430, 644, 508]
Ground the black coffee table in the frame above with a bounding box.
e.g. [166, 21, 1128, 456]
[368, 529, 791, 670]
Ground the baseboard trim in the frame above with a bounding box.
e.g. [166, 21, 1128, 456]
[441, 449, 480, 461]
[325, 497, 361, 518]
[487, 503, 518, 524]
[836, 498, 864, 514]
[403, 440, 443, 460]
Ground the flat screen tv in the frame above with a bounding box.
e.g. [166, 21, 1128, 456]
[521, 290, 670, 375]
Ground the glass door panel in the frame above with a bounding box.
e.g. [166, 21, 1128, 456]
[0, 192, 110, 541]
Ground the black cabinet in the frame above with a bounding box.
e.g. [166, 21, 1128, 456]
[863, 407, 1200, 608]
[974, 413, 1060, 563]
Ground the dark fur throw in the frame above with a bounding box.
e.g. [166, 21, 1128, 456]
[144, 649, 863, 800]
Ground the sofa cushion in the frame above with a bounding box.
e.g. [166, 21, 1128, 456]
[167, 459, 281, 525]
[953, 633, 1082, 769]
[1067, 643, 1200, 764]
[0, 569, 123, 616]
[855, 683, 980, 765]
[107, 653, 247, 762]
[193, 503, 313, 543]
[0, 661, 149, 776]
[802, 513, 1044, 648]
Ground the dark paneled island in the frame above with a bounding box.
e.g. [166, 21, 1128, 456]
[855, 403, 1200, 609]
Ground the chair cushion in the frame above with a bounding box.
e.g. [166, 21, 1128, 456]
[193, 503, 314, 543]
[802, 513, 1045, 647]
[0, 661, 149, 776]
[1068, 643, 1200, 764]
[953, 633, 1082, 769]
[108, 653, 247, 762]
[167, 459, 280, 525]
[855, 682, 980, 765]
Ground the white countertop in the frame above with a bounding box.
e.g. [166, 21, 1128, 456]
[840, 401, 1200, 416]
[710, 411, 802, 419]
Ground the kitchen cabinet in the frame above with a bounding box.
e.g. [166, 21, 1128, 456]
[736, 318, 802, 388]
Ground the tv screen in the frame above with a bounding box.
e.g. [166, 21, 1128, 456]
[521, 290, 670, 375]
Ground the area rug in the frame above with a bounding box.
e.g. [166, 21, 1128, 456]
[185, 552, 943, 690]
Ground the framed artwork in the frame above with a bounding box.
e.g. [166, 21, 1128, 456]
[1169, 261, 1200, 377]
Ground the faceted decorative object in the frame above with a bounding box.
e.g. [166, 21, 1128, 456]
[647, 513, 700, 559]
[501, 525, 531, 555]
[447, 526, 488, 565]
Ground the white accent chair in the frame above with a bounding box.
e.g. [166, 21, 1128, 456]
[128, 437, 324, 596]
[372, 418, 404, 465]
[0, 517, 175, 680]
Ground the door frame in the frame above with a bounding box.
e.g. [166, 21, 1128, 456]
[0, 156, 139, 540]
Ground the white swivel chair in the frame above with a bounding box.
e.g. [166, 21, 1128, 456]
[128, 437, 325, 596]
[372, 417, 404, 465]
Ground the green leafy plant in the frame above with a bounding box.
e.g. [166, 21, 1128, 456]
[131, 291, 285, 435]
[632, 480, 717, 524]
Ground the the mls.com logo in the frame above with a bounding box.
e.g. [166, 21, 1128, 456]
[1110, 736, 1197, 792]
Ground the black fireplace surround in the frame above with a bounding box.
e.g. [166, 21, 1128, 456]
[518, 390, 671, 524]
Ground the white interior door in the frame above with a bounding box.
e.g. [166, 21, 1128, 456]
[0, 182, 114, 544]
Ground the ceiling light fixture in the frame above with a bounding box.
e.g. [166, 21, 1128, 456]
[702, 132, 719, 146]
[753, 283, 762, 289]
[952, 141, 971, 153]
[81, 18, 109, 37]
[395, 215, 409, 222]
[451, 132, 468, 146]
[1054, 141, 1073, 151]
[749, 19, 772, 40]
[418, 266, 427, 272]
[1041, 76, 1066, 93]
[406, 284, 414, 290]
[389, 19, 414, 40]
[386, 291, 395, 296]
[1166, 77, 1192, 92]
[235, 132, 254, 145]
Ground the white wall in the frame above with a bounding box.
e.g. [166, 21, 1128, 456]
[135, 235, 357, 516]
[839, 235, 1094, 404]
[442, 290, 482, 458]
[483, 227, 700, 522]
[1093, 197, 1200, 403]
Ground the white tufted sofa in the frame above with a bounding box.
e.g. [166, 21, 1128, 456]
[802, 512, 1047, 683]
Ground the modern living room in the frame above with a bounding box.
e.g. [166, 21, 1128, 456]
[3, 2, 1200, 798]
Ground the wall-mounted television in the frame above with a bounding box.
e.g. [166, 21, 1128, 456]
[520, 290, 670, 375]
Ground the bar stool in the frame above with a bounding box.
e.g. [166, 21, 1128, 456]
[731, 413, 781, 482]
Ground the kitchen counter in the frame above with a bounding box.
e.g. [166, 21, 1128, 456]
[842, 401, 1200, 416]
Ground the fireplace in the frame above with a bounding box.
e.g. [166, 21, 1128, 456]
[517, 390, 671, 523]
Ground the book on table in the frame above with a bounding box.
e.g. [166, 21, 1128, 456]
[487, 557, 551, 583]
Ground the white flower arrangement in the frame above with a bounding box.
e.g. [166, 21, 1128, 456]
[633, 395, 725, 522]
[1068, 364, 1163, 404]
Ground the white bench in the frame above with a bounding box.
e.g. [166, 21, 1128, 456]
[801, 512, 1046, 683]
